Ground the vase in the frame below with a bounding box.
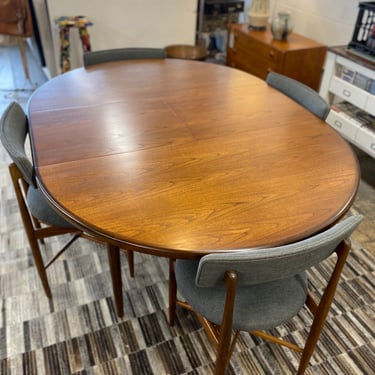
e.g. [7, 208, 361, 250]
[271, 11, 294, 40]
[248, 0, 270, 30]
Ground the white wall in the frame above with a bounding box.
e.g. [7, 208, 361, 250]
[271, 0, 361, 46]
[45, 0, 197, 75]
[244, 0, 361, 46]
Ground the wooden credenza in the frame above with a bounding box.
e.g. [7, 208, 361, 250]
[226, 23, 327, 90]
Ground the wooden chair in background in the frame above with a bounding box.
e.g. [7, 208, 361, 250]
[0, 102, 132, 317]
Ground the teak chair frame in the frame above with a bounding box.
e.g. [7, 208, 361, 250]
[9, 161, 134, 310]
[169, 238, 352, 375]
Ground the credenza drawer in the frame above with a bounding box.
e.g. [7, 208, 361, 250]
[226, 24, 326, 89]
[356, 126, 375, 158]
[229, 32, 282, 78]
[329, 76, 368, 108]
[325, 108, 361, 140]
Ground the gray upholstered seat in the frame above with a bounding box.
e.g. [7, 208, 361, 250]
[176, 260, 307, 331]
[266, 71, 330, 120]
[83, 47, 166, 67]
[174, 215, 363, 374]
[27, 187, 74, 228]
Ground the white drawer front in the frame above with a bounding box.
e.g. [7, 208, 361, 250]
[326, 109, 361, 141]
[356, 126, 375, 158]
[365, 94, 375, 117]
[330, 76, 368, 108]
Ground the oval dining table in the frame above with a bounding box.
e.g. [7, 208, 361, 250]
[28, 58, 360, 317]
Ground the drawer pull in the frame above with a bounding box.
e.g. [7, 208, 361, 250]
[371, 143, 375, 151]
[269, 51, 275, 58]
[334, 120, 343, 128]
[343, 89, 351, 97]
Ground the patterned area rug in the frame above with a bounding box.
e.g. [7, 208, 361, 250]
[1, 45, 374, 375]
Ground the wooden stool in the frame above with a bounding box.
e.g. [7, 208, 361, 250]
[55, 16, 93, 73]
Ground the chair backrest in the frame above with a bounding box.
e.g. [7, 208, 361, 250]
[83, 47, 166, 67]
[266, 72, 330, 120]
[0, 101, 36, 188]
[196, 215, 363, 287]
[165, 44, 207, 60]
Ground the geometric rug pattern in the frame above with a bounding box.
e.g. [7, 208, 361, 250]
[0, 224, 374, 375]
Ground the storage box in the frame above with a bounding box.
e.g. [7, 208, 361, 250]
[348, 2, 375, 59]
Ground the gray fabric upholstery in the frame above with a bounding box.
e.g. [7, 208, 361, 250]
[27, 187, 75, 228]
[83, 47, 166, 67]
[266, 72, 330, 120]
[0, 102, 36, 187]
[0, 102, 75, 228]
[176, 259, 308, 330]
[176, 215, 363, 331]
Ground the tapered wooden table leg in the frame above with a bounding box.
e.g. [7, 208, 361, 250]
[107, 244, 123, 317]
[169, 258, 177, 326]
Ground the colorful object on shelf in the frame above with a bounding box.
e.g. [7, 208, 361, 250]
[56, 16, 93, 73]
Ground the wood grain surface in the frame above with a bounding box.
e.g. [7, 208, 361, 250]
[28, 59, 360, 258]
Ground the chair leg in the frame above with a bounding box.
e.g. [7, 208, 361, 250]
[297, 240, 351, 375]
[127, 250, 134, 277]
[169, 258, 177, 326]
[215, 332, 240, 375]
[214, 271, 238, 375]
[107, 244, 124, 317]
[9, 165, 52, 298]
[28, 235, 52, 298]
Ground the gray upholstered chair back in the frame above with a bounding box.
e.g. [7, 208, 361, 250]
[0, 102, 36, 188]
[196, 215, 363, 287]
[266, 71, 330, 120]
[83, 47, 166, 67]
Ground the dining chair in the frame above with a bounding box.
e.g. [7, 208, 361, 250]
[266, 71, 330, 120]
[0, 102, 132, 311]
[164, 43, 207, 60]
[169, 215, 363, 375]
[83, 47, 166, 67]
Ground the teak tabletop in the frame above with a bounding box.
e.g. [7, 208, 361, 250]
[28, 59, 360, 259]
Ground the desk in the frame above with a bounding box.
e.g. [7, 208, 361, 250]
[28, 59, 359, 316]
[28, 59, 359, 256]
